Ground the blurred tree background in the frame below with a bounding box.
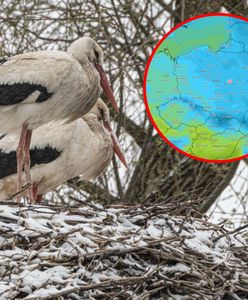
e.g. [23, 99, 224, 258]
[1, 0, 248, 224]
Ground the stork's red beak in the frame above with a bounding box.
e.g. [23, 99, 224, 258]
[95, 63, 119, 113]
[103, 121, 128, 169]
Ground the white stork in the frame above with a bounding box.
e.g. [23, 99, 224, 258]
[0, 37, 118, 200]
[0, 99, 127, 202]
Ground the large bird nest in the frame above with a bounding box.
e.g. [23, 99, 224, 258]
[0, 202, 247, 300]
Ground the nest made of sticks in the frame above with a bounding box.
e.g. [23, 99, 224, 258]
[0, 202, 247, 300]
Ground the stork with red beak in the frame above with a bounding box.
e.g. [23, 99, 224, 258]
[0, 37, 118, 200]
[0, 99, 127, 202]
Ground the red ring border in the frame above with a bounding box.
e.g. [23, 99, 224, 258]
[143, 12, 248, 164]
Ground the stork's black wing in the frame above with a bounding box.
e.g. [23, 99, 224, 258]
[0, 83, 53, 105]
[0, 59, 7, 65]
[0, 52, 71, 106]
[0, 146, 61, 179]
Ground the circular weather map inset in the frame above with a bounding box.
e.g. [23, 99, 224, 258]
[144, 13, 248, 162]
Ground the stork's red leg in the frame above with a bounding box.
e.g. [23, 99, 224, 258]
[30, 182, 38, 203]
[16, 124, 28, 202]
[35, 194, 43, 204]
[24, 129, 33, 201]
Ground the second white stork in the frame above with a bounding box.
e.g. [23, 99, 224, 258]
[0, 99, 127, 202]
[0, 37, 118, 200]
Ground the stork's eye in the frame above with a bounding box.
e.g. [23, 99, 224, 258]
[98, 108, 104, 121]
[94, 50, 99, 61]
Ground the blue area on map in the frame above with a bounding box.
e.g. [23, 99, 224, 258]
[170, 136, 191, 149]
[231, 22, 248, 49]
[174, 43, 248, 132]
[147, 53, 176, 104]
[242, 146, 248, 153]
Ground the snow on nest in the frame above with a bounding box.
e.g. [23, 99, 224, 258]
[0, 203, 246, 299]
